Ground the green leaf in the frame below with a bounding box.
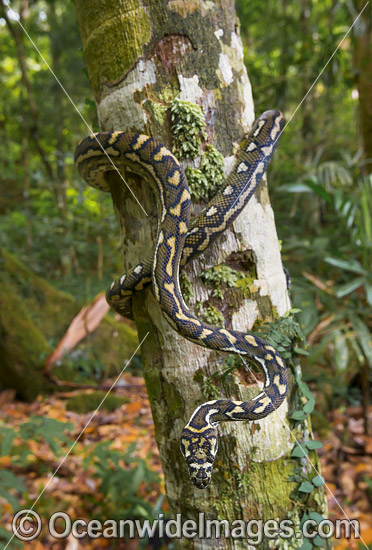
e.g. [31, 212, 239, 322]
[0, 526, 23, 547]
[291, 410, 307, 421]
[349, 314, 372, 369]
[308, 511, 326, 522]
[0, 427, 15, 456]
[313, 535, 326, 547]
[84, 97, 95, 107]
[365, 282, 372, 307]
[324, 257, 366, 275]
[293, 347, 309, 356]
[303, 180, 332, 204]
[278, 183, 313, 193]
[291, 445, 308, 458]
[300, 511, 310, 527]
[334, 277, 364, 298]
[298, 481, 315, 493]
[311, 475, 325, 487]
[296, 379, 313, 400]
[349, 335, 365, 365]
[303, 399, 315, 414]
[333, 329, 349, 372]
[0, 470, 26, 510]
[298, 538, 313, 550]
[19, 417, 73, 458]
[305, 440, 323, 450]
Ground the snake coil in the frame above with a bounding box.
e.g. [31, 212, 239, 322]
[75, 110, 288, 489]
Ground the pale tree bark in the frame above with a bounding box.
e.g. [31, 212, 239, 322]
[74, 1, 329, 548]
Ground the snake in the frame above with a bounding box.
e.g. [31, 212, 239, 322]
[75, 109, 288, 489]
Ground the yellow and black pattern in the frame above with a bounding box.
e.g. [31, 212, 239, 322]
[75, 110, 288, 490]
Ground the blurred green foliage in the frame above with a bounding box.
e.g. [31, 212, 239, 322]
[82, 441, 160, 521]
[0, 416, 160, 549]
[0, 0, 120, 300]
[237, 0, 371, 412]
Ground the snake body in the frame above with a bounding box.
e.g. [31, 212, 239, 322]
[75, 109, 288, 489]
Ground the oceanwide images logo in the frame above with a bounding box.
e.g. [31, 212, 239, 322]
[11, 511, 361, 543]
[12, 510, 43, 541]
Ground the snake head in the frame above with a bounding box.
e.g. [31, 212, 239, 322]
[179, 426, 218, 489]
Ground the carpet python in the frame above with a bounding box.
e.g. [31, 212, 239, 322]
[75, 109, 288, 489]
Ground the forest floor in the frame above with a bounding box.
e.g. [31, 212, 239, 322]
[1, 373, 371, 550]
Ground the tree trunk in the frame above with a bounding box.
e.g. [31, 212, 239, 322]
[74, 2, 329, 548]
[299, 0, 314, 164]
[0, 1, 56, 188]
[352, 0, 372, 171]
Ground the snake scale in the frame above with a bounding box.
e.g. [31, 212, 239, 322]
[75, 109, 288, 489]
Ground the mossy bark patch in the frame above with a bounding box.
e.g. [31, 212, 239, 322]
[0, 247, 78, 341]
[212, 450, 297, 521]
[0, 247, 139, 393]
[0, 247, 81, 400]
[75, 0, 151, 95]
[0, 276, 50, 400]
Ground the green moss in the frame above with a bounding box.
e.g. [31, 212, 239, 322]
[179, 271, 194, 301]
[0, 247, 78, 341]
[186, 144, 225, 201]
[193, 368, 204, 386]
[201, 377, 220, 400]
[200, 264, 241, 298]
[159, 87, 176, 105]
[149, 100, 168, 127]
[75, 0, 151, 94]
[66, 391, 129, 413]
[52, 314, 140, 384]
[196, 304, 224, 327]
[170, 96, 206, 159]
[201, 145, 225, 183]
[185, 167, 207, 197]
[169, 98, 226, 201]
[143, 368, 163, 403]
[0, 276, 50, 400]
[163, 381, 183, 416]
[85, 314, 139, 370]
[212, 454, 298, 523]
[235, 274, 257, 297]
